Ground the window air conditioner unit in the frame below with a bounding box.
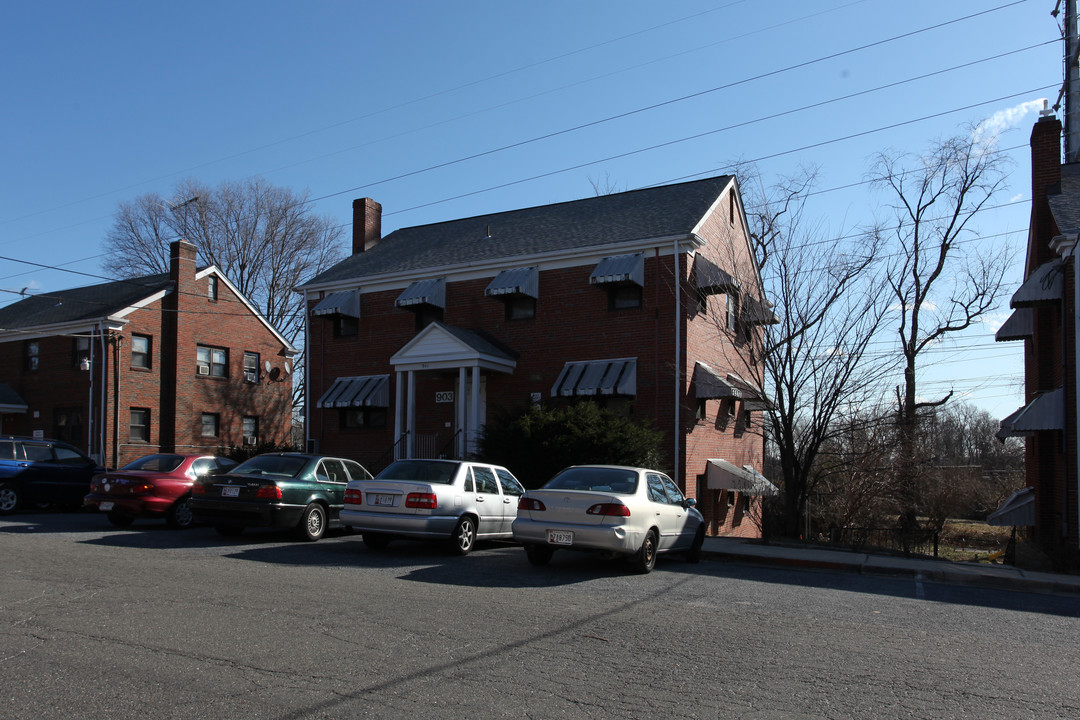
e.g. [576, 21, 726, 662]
[197, 365, 210, 375]
[243, 435, 258, 446]
[244, 371, 257, 383]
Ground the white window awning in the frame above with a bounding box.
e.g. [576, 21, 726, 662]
[317, 375, 390, 409]
[485, 267, 538, 298]
[552, 358, 636, 397]
[693, 362, 740, 400]
[1011, 260, 1063, 307]
[0, 382, 27, 414]
[997, 387, 1065, 438]
[312, 289, 360, 318]
[995, 307, 1033, 342]
[987, 487, 1035, 527]
[396, 278, 446, 309]
[590, 253, 644, 287]
[695, 255, 739, 295]
[725, 372, 771, 410]
[706, 459, 779, 495]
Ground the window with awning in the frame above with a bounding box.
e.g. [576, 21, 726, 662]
[485, 267, 538, 298]
[995, 307, 1033, 342]
[317, 375, 390, 408]
[552, 358, 637, 397]
[396, 278, 446, 309]
[694, 255, 739, 295]
[996, 387, 1064, 438]
[692, 362, 740, 399]
[725, 372, 771, 410]
[312, 289, 360, 318]
[590, 253, 644, 287]
[705, 459, 778, 495]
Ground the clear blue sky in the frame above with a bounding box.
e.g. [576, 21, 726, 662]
[0, 0, 1063, 419]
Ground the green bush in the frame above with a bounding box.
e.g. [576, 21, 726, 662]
[478, 401, 665, 489]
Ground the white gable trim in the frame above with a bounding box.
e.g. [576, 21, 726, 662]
[390, 323, 516, 373]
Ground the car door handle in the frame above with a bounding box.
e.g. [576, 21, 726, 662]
[476, 496, 485, 502]
[504, 498, 511, 504]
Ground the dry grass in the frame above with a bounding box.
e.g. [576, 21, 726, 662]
[937, 519, 1011, 563]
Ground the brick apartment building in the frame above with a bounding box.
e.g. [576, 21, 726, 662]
[300, 177, 777, 537]
[0, 240, 295, 468]
[996, 112, 1080, 566]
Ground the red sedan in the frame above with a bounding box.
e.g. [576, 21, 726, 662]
[84, 454, 238, 529]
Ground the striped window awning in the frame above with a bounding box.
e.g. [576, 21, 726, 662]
[705, 459, 779, 496]
[987, 487, 1035, 527]
[590, 253, 644, 287]
[1011, 260, 1063, 307]
[995, 307, 1033, 342]
[725, 372, 771, 410]
[552, 358, 637, 397]
[317, 375, 390, 409]
[312, 290, 360, 318]
[485, 267, 538, 298]
[693, 362, 740, 399]
[743, 296, 779, 325]
[695, 255, 739, 295]
[996, 387, 1064, 439]
[396, 278, 446, 309]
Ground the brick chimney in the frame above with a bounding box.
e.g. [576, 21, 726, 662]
[353, 198, 382, 254]
[169, 240, 197, 289]
[1030, 113, 1064, 268]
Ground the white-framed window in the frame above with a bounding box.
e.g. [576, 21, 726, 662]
[208, 276, 219, 301]
[132, 334, 151, 369]
[197, 345, 228, 377]
[201, 413, 220, 437]
[130, 408, 150, 443]
[243, 352, 259, 383]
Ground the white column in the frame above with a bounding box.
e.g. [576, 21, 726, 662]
[458, 366, 467, 458]
[469, 366, 481, 456]
[406, 370, 416, 458]
[394, 370, 404, 460]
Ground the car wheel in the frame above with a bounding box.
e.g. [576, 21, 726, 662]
[165, 497, 195, 530]
[362, 532, 390, 550]
[0, 483, 20, 514]
[296, 503, 327, 542]
[107, 510, 135, 527]
[216, 524, 244, 537]
[451, 516, 476, 555]
[631, 529, 658, 574]
[686, 527, 705, 564]
[525, 544, 554, 566]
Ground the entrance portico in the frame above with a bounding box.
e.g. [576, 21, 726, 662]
[389, 322, 516, 459]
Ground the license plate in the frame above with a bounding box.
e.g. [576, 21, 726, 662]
[99, 501, 114, 512]
[371, 494, 395, 507]
[221, 486, 240, 497]
[548, 530, 573, 546]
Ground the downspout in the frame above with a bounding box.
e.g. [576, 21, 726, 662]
[112, 334, 122, 468]
[673, 239, 681, 488]
[1073, 241, 1080, 549]
[99, 326, 108, 464]
[86, 325, 95, 457]
[304, 290, 312, 454]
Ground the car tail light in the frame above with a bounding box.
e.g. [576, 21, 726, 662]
[586, 502, 630, 517]
[255, 484, 282, 500]
[518, 497, 546, 511]
[131, 482, 154, 495]
[344, 488, 362, 505]
[405, 492, 437, 509]
[191, 483, 206, 495]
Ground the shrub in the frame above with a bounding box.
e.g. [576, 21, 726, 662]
[478, 401, 665, 489]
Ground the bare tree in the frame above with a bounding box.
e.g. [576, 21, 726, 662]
[103, 178, 345, 408]
[868, 130, 1012, 517]
[724, 164, 894, 538]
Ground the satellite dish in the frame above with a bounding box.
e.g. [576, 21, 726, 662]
[284, 361, 292, 375]
[264, 360, 272, 373]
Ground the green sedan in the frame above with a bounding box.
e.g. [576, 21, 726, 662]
[189, 453, 372, 541]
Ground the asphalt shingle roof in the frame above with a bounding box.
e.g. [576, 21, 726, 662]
[0, 273, 171, 331]
[303, 175, 733, 287]
[1048, 163, 1080, 237]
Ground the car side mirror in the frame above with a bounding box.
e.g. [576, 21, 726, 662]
[684, 498, 697, 508]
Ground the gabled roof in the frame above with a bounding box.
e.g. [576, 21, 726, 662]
[1047, 163, 1080, 238]
[0, 273, 171, 333]
[302, 175, 734, 287]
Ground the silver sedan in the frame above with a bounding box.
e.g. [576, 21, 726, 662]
[512, 465, 705, 573]
[341, 459, 525, 554]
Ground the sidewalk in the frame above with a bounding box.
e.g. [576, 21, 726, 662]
[701, 536, 1080, 595]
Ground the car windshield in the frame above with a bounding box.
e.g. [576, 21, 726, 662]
[232, 455, 308, 478]
[122, 454, 184, 472]
[376, 460, 458, 484]
[543, 467, 639, 494]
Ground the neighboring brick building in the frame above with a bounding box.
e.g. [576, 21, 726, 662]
[300, 177, 777, 537]
[0, 240, 295, 468]
[996, 112, 1080, 566]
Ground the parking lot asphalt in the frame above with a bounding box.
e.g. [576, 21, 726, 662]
[701, 536, 1080, 596]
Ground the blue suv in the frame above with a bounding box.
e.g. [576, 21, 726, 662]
[0, 436, 105, 514]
